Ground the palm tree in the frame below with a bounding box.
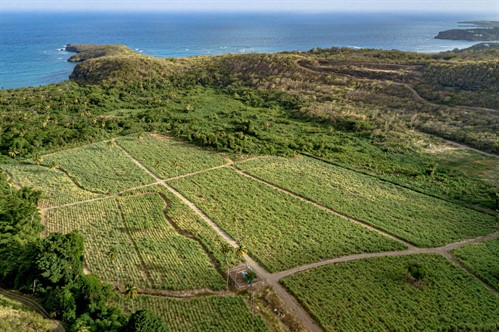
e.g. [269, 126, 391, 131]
[33, 156, 43, 165]
[220, 243, 233, 290]
[123, 282, 138, 313]
[235, 244, 248, 260]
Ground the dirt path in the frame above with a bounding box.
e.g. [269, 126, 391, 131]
[17, 137, 496, 331]
[294, 58, 499, 158]
[114, 141, 324, 332]
[274, 232, 499, 281]
[0, 288, 65, 332]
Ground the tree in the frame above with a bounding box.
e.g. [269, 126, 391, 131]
[123, 282, 138, 313]
[122, 310, 168, 332]
[235, 244, 247, 260]
[220, 242, 233, 290]
[34, 231, 84, 286]
[407, 261, 428, 283]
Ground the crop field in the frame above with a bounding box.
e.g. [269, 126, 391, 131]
[281, 254, 499, 332]
[117, 295, 268, 332]
[237, 156, 496, 247]
[41, 142, 155, 193]
[0, 295, 53, 332]
[169, 167, 406, 272]
[45, 194, 224, 290]
[1, 164, 102, 208]
[126, 184, 242, 268]
[452, 238, 499, 291]
[116, 135, 228, 179]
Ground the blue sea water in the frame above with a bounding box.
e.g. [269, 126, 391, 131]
[0, 11, 496, 89]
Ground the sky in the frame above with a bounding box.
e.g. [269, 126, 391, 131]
[1, 0, 498, 13]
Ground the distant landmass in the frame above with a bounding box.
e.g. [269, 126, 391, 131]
[436, 21, 499, 41]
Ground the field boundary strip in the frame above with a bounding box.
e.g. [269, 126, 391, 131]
[111, 139, 324, 332]
[297, 152, 495, 215]
[228, 165, 415, 249]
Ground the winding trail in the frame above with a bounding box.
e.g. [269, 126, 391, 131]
[0, 288, 65, 332]
[294, 58, 499, 158]
[273, 232, 499, 295]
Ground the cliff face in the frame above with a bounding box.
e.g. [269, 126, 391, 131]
[435, 27, 499, 41]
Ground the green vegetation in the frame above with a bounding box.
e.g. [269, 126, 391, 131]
[452, 238, 499, 291]
[1, 43, 498, 331]
[0, 295, 53, 332]
[116, 295, 268, 332]
[1, 163, 101, 208]
[41, 142, 155, 194]
[116, 134, 227, 179]
[435, 27, 499, 41]
[122, 309, 169, 332]
[127, 184, 243, 269]
[45, 194, 224, 290]
[237, 156, 496, 246]
[281, 254, 499, 331]
[170, 167, 405, 272]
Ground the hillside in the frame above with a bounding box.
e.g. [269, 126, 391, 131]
[0, 43, 498, 331]
[435, 27, 499, 41]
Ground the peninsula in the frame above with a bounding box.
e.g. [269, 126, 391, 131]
[435, 21, 499, 41]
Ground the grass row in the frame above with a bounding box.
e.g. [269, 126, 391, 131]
[45, 194, 224, 291]
[169, 167, 405, 272]
[116, 134, 228, 179]
[281, 254, 499, 332]
[237, 156, 496, 247]
[452, 238, 499, 291]
[1, 164, 102, 208]
[116, 295, 268, 331]
[41, 142, 155, 193]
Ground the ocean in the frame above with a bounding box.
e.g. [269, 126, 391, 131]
[0, 11, 495, 89]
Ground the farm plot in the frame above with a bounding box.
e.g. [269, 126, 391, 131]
[45, 194, 224, 291]
[125, 184, 242, 268]
[281, 254, 499, 332]
[452, 238, 499, 291]
[1, 164, 101, 208]
[41, 142, 155, 193]
[237, 156, 496, 247]
[116, 134, 228, 179]
[169, 168, 405, 273]
[117, 295, 268, 332]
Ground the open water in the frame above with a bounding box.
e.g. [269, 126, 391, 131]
[0, 11, 496, 89]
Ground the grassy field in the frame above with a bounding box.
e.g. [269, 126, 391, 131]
[452, 238, 499, 291]
[45, 194, 224, 291]
[237, 156, 496, 247]
[41, 142, 155, 193]
[281, 254, 499, 332]
[117, 295, 268, 331]
[126, 184, 243, 269]
[116, 135, 228, 179]
[1, 164, 102, 208]
[169, 167, 406, 272]
[0, 295, 53, 332]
